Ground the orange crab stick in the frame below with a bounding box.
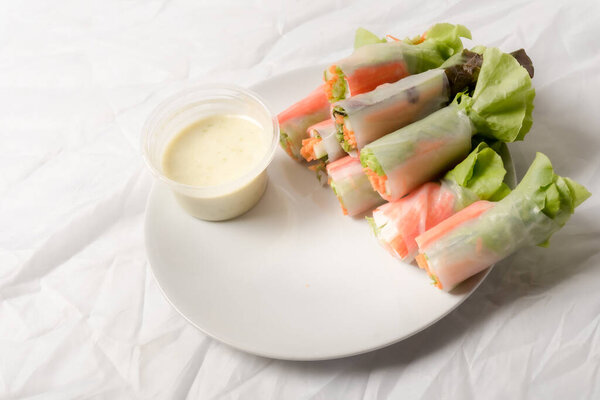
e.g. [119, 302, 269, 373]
[414, 200, 495, 291]
[346, 62, 409, 98]
[416, 201, 494, 251]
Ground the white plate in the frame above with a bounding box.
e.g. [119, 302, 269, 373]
[145, 66, 506, 361]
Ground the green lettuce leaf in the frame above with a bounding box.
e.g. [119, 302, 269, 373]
[512, 152, 591, 241]
[488, 183, 511, 201]
[354, 28, 386, 49]
[400, 23, 472, 74]
[328, 66, 348, 102]
[359, 147, 385, 176]
[459, 47, 535, 142]
[474, 138, 517, 190]
[419, 23, 472, 59]
[444, 142, 509, 200]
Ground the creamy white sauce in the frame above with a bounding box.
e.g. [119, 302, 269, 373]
[161, 114, 271, 221]
[162, 114, 267, 187]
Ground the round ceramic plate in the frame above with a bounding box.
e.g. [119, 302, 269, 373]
[145, 65, 514, 361]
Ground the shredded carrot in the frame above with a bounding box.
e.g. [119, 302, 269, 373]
[342, 123, 357, 150]
[300, 137, 321, 162]
[415, 254, 443, 289]
[386, 34, 400, 42]
[412, 32, 427, 44]
[364, 167, 389, 199]
[335, 113, 345, 124]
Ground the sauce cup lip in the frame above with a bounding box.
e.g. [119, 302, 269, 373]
[141, 83, 280, 198]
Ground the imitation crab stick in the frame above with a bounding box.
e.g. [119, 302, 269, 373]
[324, 23, 472, 102]
[360, 47, 536, 202]
[326, 156, 384, 217]
[368, 142, 511, 261]
[414, 153, 590, 292]
[416, 200, 494, 251]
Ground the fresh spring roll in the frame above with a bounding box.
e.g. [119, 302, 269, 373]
[279, 24, 471, 161]
[415, 153, 591, 291]
[360, 46, 535, 201]
[277, 85, 331, 160]
[327, 156, 384, 216]
[367, 142, 511, 261]
[324, 23, 471, 102]
[332, 49, 487, 155]
[300, 120, 345, 164]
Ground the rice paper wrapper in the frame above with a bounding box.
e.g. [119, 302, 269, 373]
[417, 153, 591, 291]
[334, 68, 450, 151]
[361, 104, 473, 201]
[417, 196, 561, 291]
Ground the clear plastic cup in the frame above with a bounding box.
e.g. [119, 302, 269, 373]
[142, 84, 279, 221]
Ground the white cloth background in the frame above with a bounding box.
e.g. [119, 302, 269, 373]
[1, 0, 599, 398]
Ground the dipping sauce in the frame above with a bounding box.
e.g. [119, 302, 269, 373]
[162, 114, 268, 186]
[142, 84, 278, 221]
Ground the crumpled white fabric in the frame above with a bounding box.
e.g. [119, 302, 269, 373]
[1, 0, 599, 398]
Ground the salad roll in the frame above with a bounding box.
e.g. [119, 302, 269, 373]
[332, 49, 492, 155]
[360, 47, 535, 201]
[278, 84, 331, 160]
[279, 24, 472, 161]
[327, 156, 384, 216]
[368, 142, 511, 261]
[300, 119, 345, 164]
[415, 153, 591, 291]
[324, 23, 471, 102]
